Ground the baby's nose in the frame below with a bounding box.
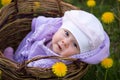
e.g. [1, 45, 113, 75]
[62, 40, 69, 48]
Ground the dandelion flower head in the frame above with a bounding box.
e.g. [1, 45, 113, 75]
[101, 12, 115, 24]
[87, 0, 96, 7]
[52, 62, 67, 77]
[34, 2, 40, 9]
[101, 58, 113, 69]
[1, 0, 12, 6]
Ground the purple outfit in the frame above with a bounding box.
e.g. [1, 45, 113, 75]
[14, 16, 63, 68]
[4, 12, 110, 68]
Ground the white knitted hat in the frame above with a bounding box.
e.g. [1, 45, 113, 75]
[61, 10, 105, 53]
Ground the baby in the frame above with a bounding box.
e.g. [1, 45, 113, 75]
[4, 10, 110, 68]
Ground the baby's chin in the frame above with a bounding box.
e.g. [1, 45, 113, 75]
[53, 50, 61, 56]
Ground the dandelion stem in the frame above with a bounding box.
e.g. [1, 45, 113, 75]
[100, 0, 104, 5]
[104, 69, 108, 80]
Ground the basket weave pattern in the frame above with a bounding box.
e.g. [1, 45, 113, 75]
[0, 0, 89, 80]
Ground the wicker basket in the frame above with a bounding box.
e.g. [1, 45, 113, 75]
[0, 0, 89, 80]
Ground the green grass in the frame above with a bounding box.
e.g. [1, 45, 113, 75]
[0, 0, 120, 80]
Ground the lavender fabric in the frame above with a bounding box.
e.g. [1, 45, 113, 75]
[14, 16, 63, 68]
[71, 32, 110, 64]
[10, 15, 110, 68]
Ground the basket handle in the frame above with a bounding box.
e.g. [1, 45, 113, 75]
[17, 56, 78, 71]
[26, 56, 77, 64]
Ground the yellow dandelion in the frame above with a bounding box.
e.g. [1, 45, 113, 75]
[33, 2, 40, 10]
[52, 62, 67, 77]
[1, 0, 12, 6]
[101, 58, 113, 69]
[101, 12, 115, 24]
[87, 0, 96, 8]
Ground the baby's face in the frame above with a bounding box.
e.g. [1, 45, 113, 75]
[51, 28, 80, 57]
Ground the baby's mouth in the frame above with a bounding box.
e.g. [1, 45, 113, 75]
[57, 43, 62, 50]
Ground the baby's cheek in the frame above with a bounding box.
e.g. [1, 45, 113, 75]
[68, 49, 78, 56]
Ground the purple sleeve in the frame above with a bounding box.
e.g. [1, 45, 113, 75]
[27, 59, 55, 68]
[15, 16, 55, 54]
[27, 40, 58, 68]
[14, 16, 62, 63]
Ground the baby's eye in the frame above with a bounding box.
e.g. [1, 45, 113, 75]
[73, 43, 78, 48]
[65, 31, 69, 36]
